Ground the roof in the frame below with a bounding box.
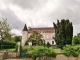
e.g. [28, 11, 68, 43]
[28, 27, 55, 33]
[23, 24, 28, 31]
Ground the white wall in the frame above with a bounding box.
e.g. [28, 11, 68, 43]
[22, 31, 28, 46]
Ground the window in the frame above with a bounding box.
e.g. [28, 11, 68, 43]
[52, 41, 54, 45]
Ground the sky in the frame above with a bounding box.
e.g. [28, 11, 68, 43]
[0, 0, 80, 36]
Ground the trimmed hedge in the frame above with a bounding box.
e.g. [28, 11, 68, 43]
[1, 40, 16, 49]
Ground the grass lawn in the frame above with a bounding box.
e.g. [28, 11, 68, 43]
[24, 46, 64, 53]
[0, 48, 15, 52]
[53, 49, 64, 53]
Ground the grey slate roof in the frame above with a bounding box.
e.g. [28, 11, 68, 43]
[23, 24, 28, 31]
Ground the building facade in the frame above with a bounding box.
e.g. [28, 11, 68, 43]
[22, 24, 56, 46]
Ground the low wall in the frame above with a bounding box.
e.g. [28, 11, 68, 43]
[1, 53, 80, 60]
[36, 53, 80, 60]
[0, 52, 19, 60]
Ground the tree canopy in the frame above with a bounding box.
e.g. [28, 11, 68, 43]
[72, 33, 80, 45]
[27, 31, 43, 45]
[53, 19, 73, 48]
[0, 18, 11, 40]
[12, 36, 21, 42]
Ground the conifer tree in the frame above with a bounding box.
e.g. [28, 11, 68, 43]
[53, 19, 73, 49]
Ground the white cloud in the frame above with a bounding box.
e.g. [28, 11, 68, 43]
[0, 0, 80, 36]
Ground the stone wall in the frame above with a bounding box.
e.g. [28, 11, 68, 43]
[2, 53, 80, 60]
[0, 52, 4, 60]
[0, 52, 19, 59]
[36, 53, 80, 60]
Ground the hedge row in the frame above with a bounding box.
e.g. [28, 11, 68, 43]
[0, 40, 16, 49]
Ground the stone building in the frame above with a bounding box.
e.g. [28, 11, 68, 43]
[22, 24, 56, 46]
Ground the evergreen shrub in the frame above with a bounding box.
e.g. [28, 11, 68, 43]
[2, 40, 16, 49]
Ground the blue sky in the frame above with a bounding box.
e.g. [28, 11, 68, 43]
[0, 0, 80, 35]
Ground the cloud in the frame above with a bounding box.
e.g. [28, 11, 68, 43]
[0, 0, 80, 35]
[0, 8, 24, 30]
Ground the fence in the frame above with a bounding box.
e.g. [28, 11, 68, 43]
[0, 45, 15, 49]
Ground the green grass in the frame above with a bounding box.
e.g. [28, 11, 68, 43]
[24, 46, 63, 53]
[53, 49, 64, 53]
[0, 48, 15, 52]
[0, 46, 64, 53]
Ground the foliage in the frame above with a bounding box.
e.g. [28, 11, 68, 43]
[0, 18, 11, 40]
[15, 44, 18, 52]
[63, 45, 80, 57]
[12, 36, 21, 42]
[46, 42, 51, 48]
[27, 31, 43, 46]
[25, 42, 28, 45]
[51, 46, 59, 49]
[72, 33, 80, 45]
[26, 46, 56, 59]
[0, 49, 15, 52]
[72, 51, 78, 57]
[20, 44, 22, 52]
[20, 44, 23, 57]
[53, 19, 73, 49]
[22, 46, 28, 52]
[1, 40, 16, 49]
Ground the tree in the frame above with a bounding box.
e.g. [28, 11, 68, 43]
[0, 18, 11, 40]
[12, 36, 21, 42]
[27, 31, 43, 45]
[53, 19, 73, 49]
[46, 42, 51, 48]
[72, 33, 80, 45]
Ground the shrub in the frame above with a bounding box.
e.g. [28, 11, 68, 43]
[63, 45, 79, 57]
[46, 42, 51, 48]
[20, 44, 22, 52]
[26, 46, 56, 59]
[2, 40, 16, 49]
[51, 46, 59, 49]
[15, 44, 18, 52]
[22, 46, 28, 52]
[72, 51, 78, 57]
[25, 42, 28, 45]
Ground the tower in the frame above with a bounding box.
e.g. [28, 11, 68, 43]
[22, 24, 28, 46]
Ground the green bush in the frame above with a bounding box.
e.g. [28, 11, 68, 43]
[45, 48, 56, 58]
[15, 44, 18, 52]
[26, 46, 56, 59]
[46, 42, 51, 48]
[2, 40, 16, 49]
[25, 42, 28, 45]
[20, 44, 22, 52]
[22, 46, 28, 52]
[64, 51, 70, 56]
[51, 46, 59, 49]
[63, 45, 79, 57]
[72, 51, 78, 57]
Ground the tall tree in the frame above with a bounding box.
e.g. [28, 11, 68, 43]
[12, 36, 21, 42]
[53, 19, 73, 48]
[0, 18, 11, 40]
[27, 31, 43, 45]
[72, 33, 80, 45]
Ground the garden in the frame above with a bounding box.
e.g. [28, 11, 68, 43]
[19, 45, 80, 58]
[0, 19, 80, 60]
